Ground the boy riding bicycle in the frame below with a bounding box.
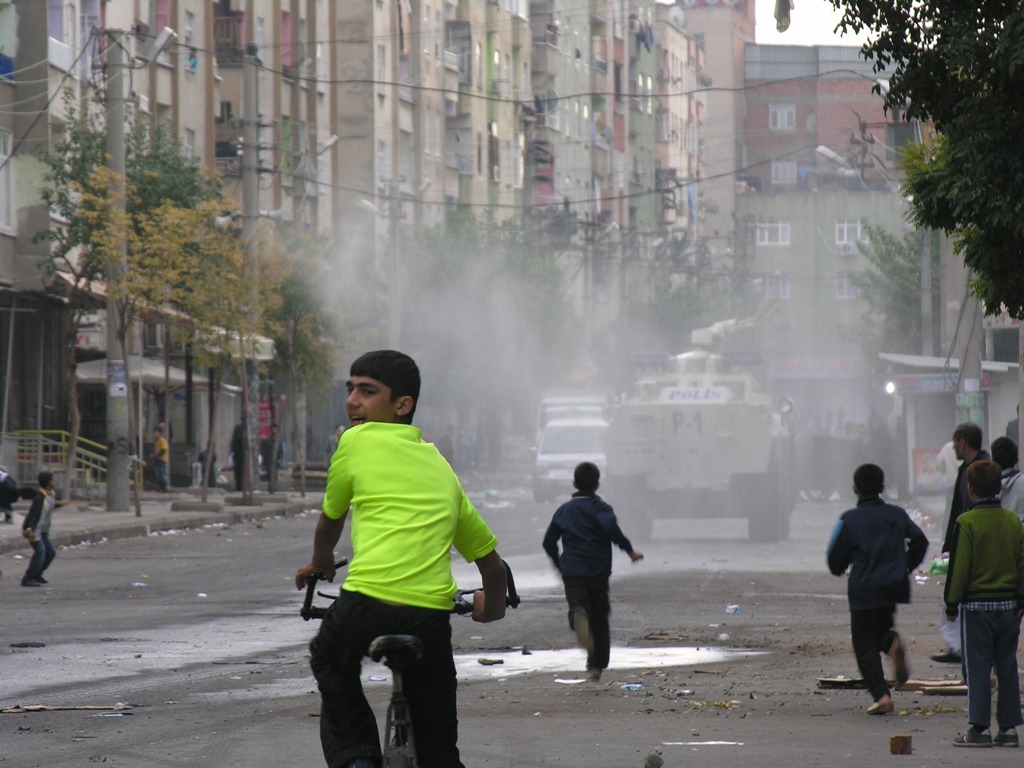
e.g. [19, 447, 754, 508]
[295, 350, 507, 768]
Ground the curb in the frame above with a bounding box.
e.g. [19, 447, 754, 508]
[0, 500, 316, 556]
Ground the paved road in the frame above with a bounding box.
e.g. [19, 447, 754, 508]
[2, 474, 967, 768]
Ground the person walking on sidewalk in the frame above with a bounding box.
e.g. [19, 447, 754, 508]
[542, 461, 644, 682]
[21, 471, 71, 587]
[294, 350, 508, 768]
[827, 463, 929, 715]
[150, 426, 169, 492]
[944, 460, 1024, 748]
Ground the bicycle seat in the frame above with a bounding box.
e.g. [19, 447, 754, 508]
[368, 634, 425, 669]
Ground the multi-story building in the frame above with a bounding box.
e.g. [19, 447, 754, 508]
[1, 0, 701, 475]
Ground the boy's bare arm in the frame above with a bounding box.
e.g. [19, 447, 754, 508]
[472, 549, 507, 623]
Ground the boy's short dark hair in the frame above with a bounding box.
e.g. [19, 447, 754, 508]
[967, 460, 1002, 499]
[953, 422, 983, 451]
[574, 461, 600, 493]
[853, 463, 884, 495]
[990, 436, 1018, 471]
[37, 470, 53, 488]
[350, 350, 421, 422]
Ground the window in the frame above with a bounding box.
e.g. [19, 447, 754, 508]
[835, 218, 864, 245]
[756, 220, 791, 246]
[836, 272, 861, 300]
[184, 11, 194, 48]
[377, 45, 387, 94]
[0, 129, 11, 230]
[766, 272, 791, 300]
[769, 103, 796, 131]
[771, 160, 797, 185]
[184, 129, 195, 159]
[424, 107, 432, 157]
[424, 5, 432, 56]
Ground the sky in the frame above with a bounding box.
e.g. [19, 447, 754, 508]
[754, 0, 871, 47]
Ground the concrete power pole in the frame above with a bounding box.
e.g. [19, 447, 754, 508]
[241, 44, 261, 504]
[104, 31, 131, 513]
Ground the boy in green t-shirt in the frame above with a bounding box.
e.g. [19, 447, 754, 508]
[295, 350, 507, 768]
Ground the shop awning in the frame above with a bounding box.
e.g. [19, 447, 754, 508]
[75, 356, 242, 393]
[879, 352, 1018, 374]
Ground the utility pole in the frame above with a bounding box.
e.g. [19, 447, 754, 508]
[920, 229, 934, 356]
[241, 43, 261, 503]
[104, 31, 130, 513]
[388, 181, 402, 349]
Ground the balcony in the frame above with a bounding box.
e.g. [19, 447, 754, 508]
[213, 16, 244, 65]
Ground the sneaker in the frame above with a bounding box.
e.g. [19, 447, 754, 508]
[930, 649, 962, 664]
[953, 728, 993, 748]
[890, 634, 909, 684]
[573, 608, 594, 656]
[34, 576, 48, 584]
[20, 579, 41, 587]
[345, 759, 375, 768]
[994, 729, 1019, 747]
[587, 667, 602, 682]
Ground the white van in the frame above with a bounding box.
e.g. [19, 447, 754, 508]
[532, 416, 608, 503]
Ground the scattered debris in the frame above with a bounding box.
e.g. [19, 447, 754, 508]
[9, 642, 45, 648]
[477, 657, 504, 666]
[643, 747, 664, 768]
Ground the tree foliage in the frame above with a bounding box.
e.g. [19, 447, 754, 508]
[831, 1, 1024, 316]
[849, 224, 938, 357]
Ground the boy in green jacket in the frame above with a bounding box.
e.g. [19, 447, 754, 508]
[944, 460, 1024, 748]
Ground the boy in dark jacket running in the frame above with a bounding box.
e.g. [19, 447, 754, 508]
[543, 462, 643, 681]
[827, 463, 929, 715]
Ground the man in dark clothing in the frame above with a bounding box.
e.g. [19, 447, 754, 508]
[230, 420, 247, 492]
[827, 463, 929, 715]
[259, 423, 284, 493]
[934, 422, 990, 664]
[542, 462, 643, 682]
[944, 460, 1024, 747]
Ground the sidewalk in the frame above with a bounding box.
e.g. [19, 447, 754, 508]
[0, 488, 321, 556]
[0, 463, 531, 557]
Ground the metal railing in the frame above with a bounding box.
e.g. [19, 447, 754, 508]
[2, 431, 143, 493]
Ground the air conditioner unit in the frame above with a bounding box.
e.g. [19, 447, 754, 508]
[839, 243, 857, 256]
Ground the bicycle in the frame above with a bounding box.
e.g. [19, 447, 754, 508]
[300, 558, 520, 768]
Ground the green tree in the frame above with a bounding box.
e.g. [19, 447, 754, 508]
[264, 229, 339, 495]
[36, 94, 253, 502]
[830, 1, 1024, 315]
[849, 224, 939, 357]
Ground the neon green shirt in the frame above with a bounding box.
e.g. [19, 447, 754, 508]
[323, 421, 498, 611]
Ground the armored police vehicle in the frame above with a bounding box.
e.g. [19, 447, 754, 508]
[602, 321, 796, 542]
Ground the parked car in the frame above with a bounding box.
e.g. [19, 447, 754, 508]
[532, 416, 608, 503]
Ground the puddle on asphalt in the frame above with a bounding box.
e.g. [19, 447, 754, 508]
[355, 645, 767, 686]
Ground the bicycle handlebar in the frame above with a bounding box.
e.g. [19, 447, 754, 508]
[301, 557, 520, 620]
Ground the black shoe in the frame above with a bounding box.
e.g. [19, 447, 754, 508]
[930, 649, 961, 664]
[21, 579, 41, 587]
[954, 728, 993, 747]
[994, 729, 1019, 747]
[34, 576, 48, 584]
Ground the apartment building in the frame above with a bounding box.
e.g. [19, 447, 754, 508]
[0, 0, 703, 467]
